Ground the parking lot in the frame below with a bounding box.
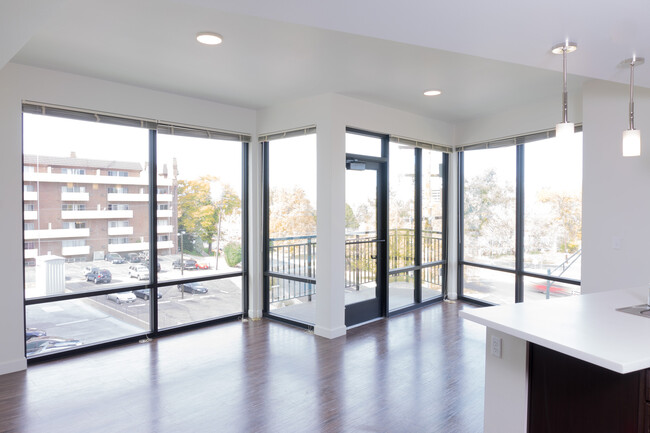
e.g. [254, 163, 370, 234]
[25, 253, 244, 355]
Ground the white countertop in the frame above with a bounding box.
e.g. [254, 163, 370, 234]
[459, 286, 650, 374]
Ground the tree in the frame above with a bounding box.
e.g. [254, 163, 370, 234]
[269, 187, 316, 238]
[464, 169, 515, 258]
[177, 176, 240, 255]
[538, 190, 581, 253]
[345, 203, 359, 231]
[177, 176, 216, 254]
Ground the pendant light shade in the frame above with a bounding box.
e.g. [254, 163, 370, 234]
[622, 56, 644, 157]
[552, 41, 577, 140]
[622, 129, 641, 157]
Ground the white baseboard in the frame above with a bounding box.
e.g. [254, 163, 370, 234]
[314, 325, 347, 339]
[0, 357, 26, 376]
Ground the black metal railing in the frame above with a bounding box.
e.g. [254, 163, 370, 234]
[268, 229, 443, 302]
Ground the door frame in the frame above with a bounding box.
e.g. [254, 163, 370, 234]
[344, 129, 389, 327]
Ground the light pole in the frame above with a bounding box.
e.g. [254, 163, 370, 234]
[178, 231, 185, 276]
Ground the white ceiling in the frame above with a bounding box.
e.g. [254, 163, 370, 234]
[4, 0, 649, 123]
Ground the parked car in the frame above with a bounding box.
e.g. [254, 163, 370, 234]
[26, 336, 82, 355]
[133, 289, 162, 301]
[83, 266, 99, 277]
[105, 253, 125, 264]
[143, 260, 161, 272]
[86, 268, 112, 284]
[126, 253, 141, 263]
[106, 291, 137, 304]
[129, 265, 150, 280]
[25, 328, 46, 341]
[172, 259, 197, 270]
[195, 262, 210, 270]
[178, 282, 208, 294]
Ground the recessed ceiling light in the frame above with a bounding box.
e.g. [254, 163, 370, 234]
[423, 90, 442, 96]
[196, 32, 223, 45]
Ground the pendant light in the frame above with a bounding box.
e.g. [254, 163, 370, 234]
[552, 41, 578, 140]
[622, 56, 644, 157]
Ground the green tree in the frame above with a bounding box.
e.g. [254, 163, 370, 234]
[177, 176, 240, 255]
[345, 203, 359, 231]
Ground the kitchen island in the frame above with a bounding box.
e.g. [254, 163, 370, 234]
[460, 286, 650, 432]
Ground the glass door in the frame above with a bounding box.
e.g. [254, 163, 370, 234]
[345, 159, 387, 326]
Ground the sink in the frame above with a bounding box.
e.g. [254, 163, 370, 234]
[617, 304, 650, 318]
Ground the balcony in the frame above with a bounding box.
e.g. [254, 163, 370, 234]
[107, 226, 134, 236]
[157, 240, 174, 249]
[61, 192, 89, 201]
[61, 209, 133, 219]
[24, 211, 37, 220]
[156, 225, 174, 234]
[61, 245, 90, 256]
[24, 249, 38, 259]
[107, 193, 148, 202]
[157, 209, 173, 218]
[23, 171, 174, 187]
[107, 241, 174, 253]
[157, 193, 173, 202]
[107, 243, 148, 253]
[24, 228, 90, 240]
[24, 191, 38, 201]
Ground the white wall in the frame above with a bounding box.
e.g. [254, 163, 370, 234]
[0, 63, 256, 375]
[582, 79, 650, 293]
[455, 93, 582, 146]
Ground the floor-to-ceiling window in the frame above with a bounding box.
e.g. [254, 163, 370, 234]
[23, 103, 248, 357]
[387, 137, 448, 312]
[459, 130, 582, 304]
[262, 128, 317, 326]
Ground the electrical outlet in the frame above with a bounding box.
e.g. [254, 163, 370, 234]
[491, 335, 502, 358]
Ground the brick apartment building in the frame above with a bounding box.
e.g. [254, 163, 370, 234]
[23, 153, 177, 264]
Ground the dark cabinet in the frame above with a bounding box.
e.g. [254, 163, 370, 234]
[528, 344, 647, 433]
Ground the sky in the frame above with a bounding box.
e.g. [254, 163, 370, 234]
[23, 113, 243, 195]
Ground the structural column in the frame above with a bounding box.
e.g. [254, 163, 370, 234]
[314, 111, 347, 339]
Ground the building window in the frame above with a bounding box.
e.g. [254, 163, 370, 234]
[108, 221, 129, 228]
[107, 170, 128, 177]
[24, 204, 35, 211]
[108, 237, 130, 244]
[24, 184, 35, 192]
[62, 204, 86, 211]
[157, 204, 169, 210]
[107, 187, 128, 194]
[24, 223, 35, 230]
[61, 185, 86, 193]
[62, 239, 86, 247]
[61, 168, 86, 175]
[107, 204, 129, 211]
[63, 222, 86, 229]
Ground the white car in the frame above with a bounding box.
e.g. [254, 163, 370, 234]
[106, 292, 137, 304]
[129, 265, 150, 281]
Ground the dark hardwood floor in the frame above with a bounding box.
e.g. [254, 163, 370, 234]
[0, 301, 485, 433]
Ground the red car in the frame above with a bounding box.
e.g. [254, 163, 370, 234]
[195, 262, 210, 270]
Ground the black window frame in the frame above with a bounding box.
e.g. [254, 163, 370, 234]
[458, 128, 582, 305]
[22, 102, 250, 359]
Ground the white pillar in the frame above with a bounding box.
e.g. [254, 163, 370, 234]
[446, 150, 458, 300]
[247, 136, 263, 319]
[314, 115, 347, 339]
